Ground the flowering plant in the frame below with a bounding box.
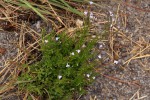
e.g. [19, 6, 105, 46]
[18, 27, 98, 100]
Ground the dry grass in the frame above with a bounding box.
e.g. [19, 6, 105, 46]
[86, 1, 150, 99]
[105, 1, 150, 66]
[0, 0, 87, 31]
[1, 0, 149, 99]
[0, 0, 97, 99]
[129, 89, 147, 100]
[97, 2, 150, 98]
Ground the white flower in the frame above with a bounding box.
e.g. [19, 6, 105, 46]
[86, 74, 90, 78]
[89, 1, 93, 5]
[76, 50, 81, 53]
[99, 44, 103, 48]
[44, 40, 48, 43]
[66, 63, 70, 68]
[58, 75, 62, 79]
[84, 11, 88, 15]
[90, 12, 93, 16]
[109, 11, 114, 16]
[92, 76, 96, 79]
[98, 54, 102, 59]
[90, 12, 94, 19]
[114, 60, 119, 64]
[55, 37, 59, 41]
[71, 52, 75, 56]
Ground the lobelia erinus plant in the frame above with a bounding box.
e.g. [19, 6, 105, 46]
[18, 27, 98, 100]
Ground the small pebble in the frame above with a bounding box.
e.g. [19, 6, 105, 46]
[118, 82, 122, 86]
[35, 21, 41, 29]
[82, 44, 86, 48]
[92, 35, 96, 38]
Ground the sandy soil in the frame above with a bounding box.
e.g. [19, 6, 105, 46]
[82, 0, 150, 100]
[0, 32, 18, 69]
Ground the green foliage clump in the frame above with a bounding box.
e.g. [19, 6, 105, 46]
[18, 28, 98, 100]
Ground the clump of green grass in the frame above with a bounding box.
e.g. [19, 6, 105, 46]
[17, 27, 98, 100]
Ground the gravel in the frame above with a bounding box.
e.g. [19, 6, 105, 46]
[0, 32, 19, 68]
[81, 0, 150, 100]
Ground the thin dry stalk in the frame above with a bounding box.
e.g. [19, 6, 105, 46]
[129, 89, 148, 100]
[124, 44, 150, 65]
[112, 27, 142, 47]
[101, 73, 141, 87]
[48, 3, 66, 27]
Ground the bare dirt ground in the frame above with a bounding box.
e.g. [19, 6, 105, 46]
[0, 0, 150, 100]
[0, 32, 18, 71]
[82, 0, 150, 100]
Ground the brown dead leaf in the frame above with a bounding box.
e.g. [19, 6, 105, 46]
[0, 47, 6, 55]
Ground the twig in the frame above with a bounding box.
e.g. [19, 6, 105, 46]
[123, 2, 150, 12]
[123, 45, 150, 65]
[101, 73, 141, 87]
